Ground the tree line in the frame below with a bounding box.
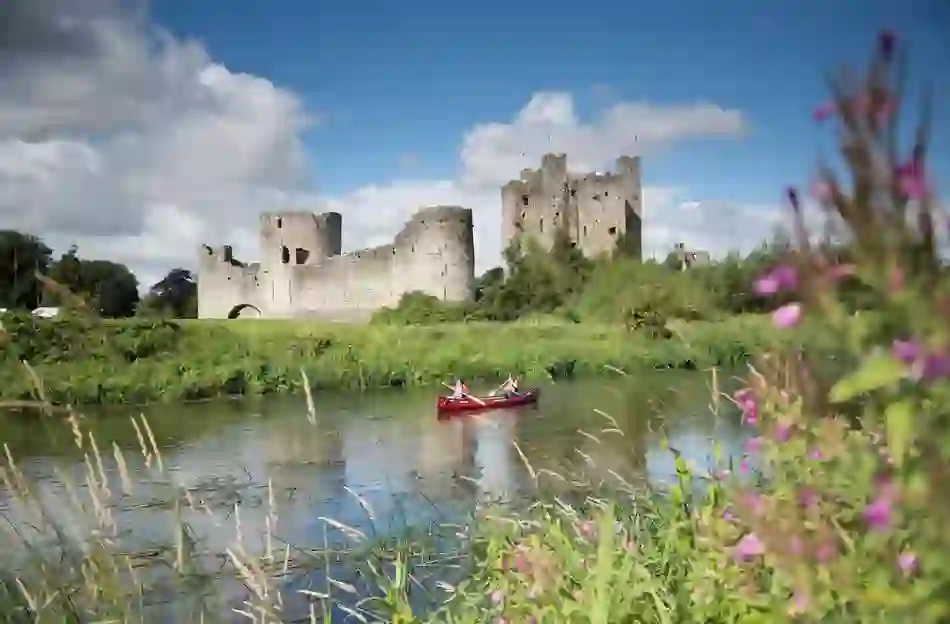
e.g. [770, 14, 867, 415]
[375, 226, 882, 327]
[0, 230, 197, 318]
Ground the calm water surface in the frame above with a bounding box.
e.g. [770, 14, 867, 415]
[0, 371, 749, 619]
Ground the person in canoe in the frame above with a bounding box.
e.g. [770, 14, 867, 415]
[491, 374, 520, 398]
[450, 379, 470, 398]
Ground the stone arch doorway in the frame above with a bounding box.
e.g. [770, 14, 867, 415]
[227, 304, 262, 319]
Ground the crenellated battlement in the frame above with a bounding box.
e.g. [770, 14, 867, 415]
[501, 153, 642, 260]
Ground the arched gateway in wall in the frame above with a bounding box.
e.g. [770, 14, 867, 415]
[227, 304, 262, 319]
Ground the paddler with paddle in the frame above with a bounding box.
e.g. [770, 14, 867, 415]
[450, 379, 469, 398]
[490, 374, 520, 398]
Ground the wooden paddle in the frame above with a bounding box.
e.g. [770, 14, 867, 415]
[442, 382, 487, 406]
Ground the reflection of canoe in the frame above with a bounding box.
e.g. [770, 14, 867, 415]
[437, 389, 541, 414]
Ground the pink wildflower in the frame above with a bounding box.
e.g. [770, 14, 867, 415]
[815, 537, 837, 563]
[864, 477, 896, 532]
[813, 101, 836, 122]
[774, 420, 792, 441]
[891, 339, 950, 381]
[809, 448, 824, 461]
[788, 536, 804, 556]
[744, 437, 763, 454]
[754, 264, 798, 295]
[797, 487, 818, 508]
[733, 388, 758, 424]
[790, 589, 811, 615]
[739, 458, 750, 474]
[772, 303, 803, 328]
[734, 533, 766, 561]
[491, 589, 504, 603]
[896, 154, 930, 200]
[826, 263, 855, 282]
[898, 551, 917, 575]
[741, 491, 766, 517]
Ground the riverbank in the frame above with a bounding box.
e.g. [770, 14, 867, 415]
[0, 313, 832, 405]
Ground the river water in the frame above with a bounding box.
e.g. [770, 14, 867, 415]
[0, 370, 749, 620]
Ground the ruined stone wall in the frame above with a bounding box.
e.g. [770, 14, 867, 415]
[196, 245, 264, 319]
[197, 206, 475, 320]
[501, 153, 643, 260]
[290, 206, 475, 319]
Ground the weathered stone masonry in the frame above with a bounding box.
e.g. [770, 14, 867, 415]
[198, 153, 643, 321]
[502, 153, 642, 260]
[197, 206, 476, 320]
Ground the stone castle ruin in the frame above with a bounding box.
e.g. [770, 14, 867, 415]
[197, 206, 476, 320]
[502, 153, 642, 260]
[197, 153, 642, 320]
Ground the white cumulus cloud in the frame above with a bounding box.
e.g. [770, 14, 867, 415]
[0, 0, 780, 291]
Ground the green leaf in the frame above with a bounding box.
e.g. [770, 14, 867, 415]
[829, 353, 906, 403]
[884, 398, 914, 467]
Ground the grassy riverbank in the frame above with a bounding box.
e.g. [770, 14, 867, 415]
[0, 312, 832, 405]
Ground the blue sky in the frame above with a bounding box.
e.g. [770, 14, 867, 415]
[153, 0, 950, 205]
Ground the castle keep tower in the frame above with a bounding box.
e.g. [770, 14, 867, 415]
[501, 153, 642, 260]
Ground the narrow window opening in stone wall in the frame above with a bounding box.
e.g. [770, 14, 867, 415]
[520, 211, 526, 220]
[280, 246, 290, 264]
[521, 195, 529, 206]
[608, 226, 617, 235]
[295, 248, 310, 265]
[570, 189, 576, 197]
[583, 226, 588, 237]
[539, 218, 544, 233]
[604, 192, 609, 197]
[277, 218, 282, 228]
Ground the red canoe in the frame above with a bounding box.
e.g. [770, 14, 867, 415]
[437, 388, 541, 413]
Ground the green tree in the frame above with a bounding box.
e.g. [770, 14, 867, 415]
[140, 268, 197, 318]
[0, 231, 53, 309]
[46, 249, 140, 318]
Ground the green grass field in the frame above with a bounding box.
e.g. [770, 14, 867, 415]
[2, 314, 832, 405]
